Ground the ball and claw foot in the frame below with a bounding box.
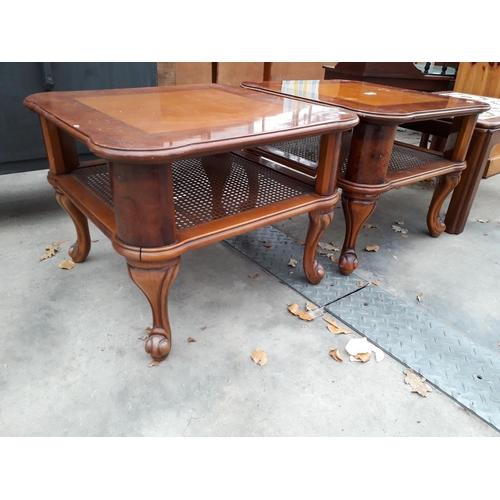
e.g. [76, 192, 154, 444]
[145, 333, 171, 362]
[339, 251, 358, 276]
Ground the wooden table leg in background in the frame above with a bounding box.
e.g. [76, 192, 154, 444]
[445, 128, 500, 234]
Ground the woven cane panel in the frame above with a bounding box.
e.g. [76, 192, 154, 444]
[72, 163, 114, 208]
[171, 153, 314, 229]
[266, 137, 446, 174]
[71, 153, 314, 231]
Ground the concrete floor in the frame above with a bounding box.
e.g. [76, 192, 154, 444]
[1, 143, 499, 436]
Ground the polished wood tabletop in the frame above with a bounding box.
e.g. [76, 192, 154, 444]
[24, 84, 358, 162]
[241, 80, 490, 122]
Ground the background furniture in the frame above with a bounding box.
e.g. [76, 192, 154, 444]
[323, 62, 457, 92]
[405, 93, 500, 234]
[24, 84, 358, 364]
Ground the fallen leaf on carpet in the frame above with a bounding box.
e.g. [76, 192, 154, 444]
[306, 302, 318, 311]
[329, 349, 343, 362]
[39, 243, 60, 261]
[148, 361, 162, 367]
[363, 223, 378, 229]
[56, 239, 68, 246]
[395, 221, 405, 225]
[477, 219, 490, 223]
[248, 274, 259, 279]
[288, 258, 297, 267]
[251, 349, 267, 366]
[59, 260, 75, 270]
[295, 239, 305, 245]
[288, 303, 314, 321]
[365, 245, 380, 252]
[188, 337, 196, 342]
[358, 281, 364, 287]
[417, 293, 423, 302]
[372, 280, 380, 286]
[403, 368, 432, 396]
[263, 243, 272, 248]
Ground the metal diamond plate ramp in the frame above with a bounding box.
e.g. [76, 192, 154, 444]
[226, 226, 362, 306]
[226, 225, 500, 431]
[327, 286, 500, 430]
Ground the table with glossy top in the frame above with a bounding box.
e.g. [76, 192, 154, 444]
[241, 80, 489, 275]
[24, 84, 358, 363]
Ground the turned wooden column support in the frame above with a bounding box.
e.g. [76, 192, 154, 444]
[303, 208, 335, 285]
[427, 172, 462, 237]
[338, 192, 379, 276]
[53, 188, 91, 263]
[127, 258, 181, 363]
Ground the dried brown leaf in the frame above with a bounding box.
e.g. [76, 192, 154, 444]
[318, 242, 339, 252]
[372, 280, 380, 286]
[295, 239, 305, 245]
[365, 245, 380, 252]
[329, 349, 343, 362]
[305, 302, 318, 311]
[251, 349, 267, 366]
[188, 337, 196, 342]
[148, 361, 162, 367]
[56, 239, 68, 246]
[288, 258, 297, 267]
[358, 281, 364, 287]
[39, 243, 60, 261]
[324, 318, 351, 334]
[363, 223, 378, 229]
[263, 243, 272, 248]
[288, 303, 314, 321]
[354, 352, 371, 362]
[248, 274, 259, 279]
[59, 260, 75, 270]
[403, 368, 432, 396]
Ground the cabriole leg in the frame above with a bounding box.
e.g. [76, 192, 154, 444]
[303, 208, 335, 285]
[54, 188, 91, 263]
[427, 172, 462, 237]
[127, 258, 181, 363]
[338, 192, 379, 276]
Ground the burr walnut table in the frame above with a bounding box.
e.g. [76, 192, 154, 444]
[24, 84, 358, 363]
[241, 80, 489, 276]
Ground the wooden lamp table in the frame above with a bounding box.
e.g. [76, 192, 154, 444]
[24, 84, 358, 363]
[241, 80, 489, 276]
